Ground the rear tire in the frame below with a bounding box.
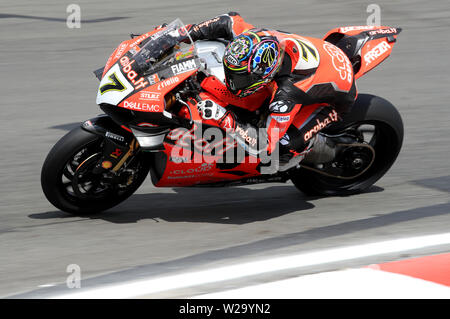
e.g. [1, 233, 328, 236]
[289, 94, 403, 196]
[41, 126, 149, 214]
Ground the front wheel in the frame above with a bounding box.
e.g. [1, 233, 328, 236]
[41, 126, 150, 214]
[289, 94, 404, 196]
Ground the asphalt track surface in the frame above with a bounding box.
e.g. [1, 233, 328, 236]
[1, 0, 449, 297]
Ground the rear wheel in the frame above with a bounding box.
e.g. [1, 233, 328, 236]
[41, 126, 150, 214]
[289, 94, 403, 196]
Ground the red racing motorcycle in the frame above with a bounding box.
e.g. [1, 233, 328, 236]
[41, 20, 403, 214]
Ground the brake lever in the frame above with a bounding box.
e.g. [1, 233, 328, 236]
[175, 93, 194, 126]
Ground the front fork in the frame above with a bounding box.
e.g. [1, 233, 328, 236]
[92, 138, 139, 175]
[80, 115, 141, 179]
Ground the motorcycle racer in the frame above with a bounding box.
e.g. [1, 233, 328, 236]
[186, 12, 358, 170]
[40, 16, 403, 214]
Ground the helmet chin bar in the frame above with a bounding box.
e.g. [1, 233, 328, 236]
[225, 70, 269, 98]
[235, 82, 267, 98]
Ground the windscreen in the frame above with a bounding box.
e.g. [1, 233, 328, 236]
[131, 19, 198, 75]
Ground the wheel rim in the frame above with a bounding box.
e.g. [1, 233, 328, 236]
[57, 140, 146, 204]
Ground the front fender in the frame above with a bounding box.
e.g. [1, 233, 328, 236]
[81, 114, 134, 147]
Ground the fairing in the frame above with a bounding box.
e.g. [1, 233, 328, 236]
[97, 19, 200, 113]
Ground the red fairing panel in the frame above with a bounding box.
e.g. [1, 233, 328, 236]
[323, 25, 401, 79]
[155, 125, 262, 187]
[358, 36, 397, 78]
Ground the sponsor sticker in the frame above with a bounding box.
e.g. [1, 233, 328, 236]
[148, 73, 161, 85]
[140, 91, 162, 101]
[303, 110, 339, 142]
[175, 50, 194, 61]
[105, 131, 125, 142]
[101, 161, 113, 169]
[169, 163, 214, 175]
[129, 31, 152, 49]
[157, 76, 180, 90]
[339, 25, 375, 33]
[110, 148, 123, 159]
[235, 126, 257, 147]
[123, 101, 161, 112]
[171, 59, 197, 75]
[364, 41, 391, 66]
[119, 56, 149, 90]
[114, 43, 128, 59]
[193, 17, 220, 32]
[271, 115, 291, 123]
[368, 27, 397, 36]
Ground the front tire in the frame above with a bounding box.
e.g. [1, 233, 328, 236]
[41, 126, 149, 214]
[289, 94, 403, 196]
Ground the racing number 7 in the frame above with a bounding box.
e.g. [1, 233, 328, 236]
[99, 72, 126, 95]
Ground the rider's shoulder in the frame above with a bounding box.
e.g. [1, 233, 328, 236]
[276, 34, 321, 73]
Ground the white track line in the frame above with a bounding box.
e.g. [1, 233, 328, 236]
[194, 268, 450, 299]
[53, 232, 450, 298]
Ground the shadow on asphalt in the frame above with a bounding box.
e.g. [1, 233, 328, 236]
[29, 185, 384, 224]
[412, 175, 450, 194]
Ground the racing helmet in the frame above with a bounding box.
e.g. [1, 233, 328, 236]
[223, 30, 284, 97]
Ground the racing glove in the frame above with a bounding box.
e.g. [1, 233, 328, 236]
[197, 100, 236, 132]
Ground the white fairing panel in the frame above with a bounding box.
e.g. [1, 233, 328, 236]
[96, 64, 134, 106]
[195, 41, 227, 83]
